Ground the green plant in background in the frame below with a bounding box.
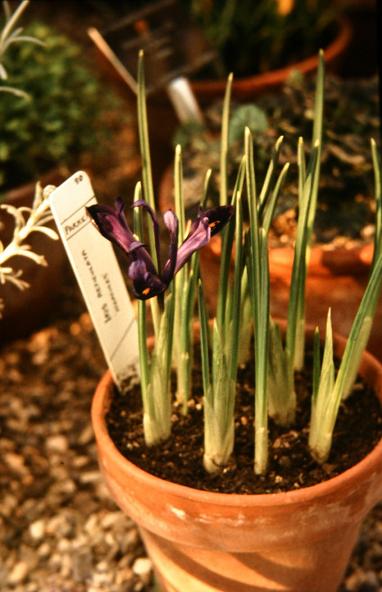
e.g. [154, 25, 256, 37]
[0, 1, 59, 315]
[89, 52, 382, 476]
[0, 0, 43, 99]
[0, 19, 121, 191]
[182, 0, 338, 77]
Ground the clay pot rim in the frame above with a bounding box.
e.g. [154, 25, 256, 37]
[190, 17, 352, 98]
[92, 326, 382, 508]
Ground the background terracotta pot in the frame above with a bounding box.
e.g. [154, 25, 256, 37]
[92, 330, 382, 592]
[190, 18, 352, 102]
[268, 241, 382, 361]
[0, 169, 68, 342]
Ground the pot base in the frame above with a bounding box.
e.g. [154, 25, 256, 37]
[142, 526, 359, 592]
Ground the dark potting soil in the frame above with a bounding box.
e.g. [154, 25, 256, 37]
[107, 352, 382, 495]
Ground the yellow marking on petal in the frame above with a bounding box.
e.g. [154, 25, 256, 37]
[209, 220, 220, 229]
[142, 287, 151, 296]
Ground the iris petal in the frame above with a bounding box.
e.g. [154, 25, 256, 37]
[87, 199, 138, 254]
[161, 210, 179, 284]
[128, 260, 167, 300]
[200, 205, 234, 236]
[132, 200, 161, 269]
[87, 199, 157, 276]
[174, 217, 211, 274]
[89, 198, 233, 301]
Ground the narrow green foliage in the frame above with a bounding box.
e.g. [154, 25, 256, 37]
[287, 141, 320, 374]
[245, 128, 270, 474]
[200, 160, 245, 473]
[198, 280, 211, 397]
[269, 138, 320, 429]
[174, 145, 186, 241]
[137, 51, 155, 213]
[267, 319, 291, 425]
[254, 229, 270, 474]
[202, 168, 212, 208]
[337, 254, 382, 402]
[261, 161, 290, 235]
[199, 281, 235, 473]
[267, 55, 324, 429]
[309, 310, 335, 462]
[225, 183, 243, 383]
[144, 291, 176, 445]
[237, 268, 252, 367]
[220, 73, 233, 206]
[137, 51, 160, 335]
[133, 183, 150, 440]
[312, 327, 321, 402]
[173, 144, 193, 411]
[309, 140, 382, 464]
[258, 135, 284, 215]
[288, 52, 324, 372]
[133, 181, 175, 447]
[371, 138, 382, 265]
[177, 253, 199, 412]
[216, 156, 245, 329]
[307, 49, 324, 240]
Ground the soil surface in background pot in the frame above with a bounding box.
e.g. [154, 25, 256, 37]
[107, 350, 382, 495]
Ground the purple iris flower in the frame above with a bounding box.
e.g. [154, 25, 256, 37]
[87, 198, 233, 300]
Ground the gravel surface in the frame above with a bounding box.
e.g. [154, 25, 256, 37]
[0, 276, 381, 591]
[0, 278, 156, 591]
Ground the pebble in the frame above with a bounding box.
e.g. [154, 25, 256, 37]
[115, 567, 134, 585]
[132, 557, 152, 577]
[37, 542, 51, 558]
[8, 561, 28, 584]
[78, 424, 94, 445]
[92, 571, 113, 585]
[29, 519, 45, 540]
[46, 435, 69, 452]
[4, 452, 28, 474]
[72, 454, 90, 468]
[101, 511, 123, 529]
[80, 470, 101, 484]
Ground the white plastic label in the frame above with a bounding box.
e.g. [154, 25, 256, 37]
[49, 171, 139, 390]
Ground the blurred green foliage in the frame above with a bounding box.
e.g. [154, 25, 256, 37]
[0, 21, 121, 189]
[183, 0, 338, 77]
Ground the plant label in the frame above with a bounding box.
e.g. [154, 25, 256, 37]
[48, 171, 139, 391]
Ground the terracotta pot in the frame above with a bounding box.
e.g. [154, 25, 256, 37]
[190, 18, 352, 102]
[0, 169, 68, 342]
[92, 329, 382, 592]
